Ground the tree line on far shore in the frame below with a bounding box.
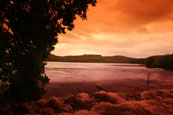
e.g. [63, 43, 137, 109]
[146, 54, 173, 70]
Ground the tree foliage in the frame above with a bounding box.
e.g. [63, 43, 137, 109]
[0, 0, 96, 101]
[146, 57, 155, 68]
[159, 54, 173, 70]
[146, 54, 173, 70]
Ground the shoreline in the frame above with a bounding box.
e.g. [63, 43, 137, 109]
[44, 78, 173, 98]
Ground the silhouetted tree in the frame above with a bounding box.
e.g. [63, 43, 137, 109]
[0, 0, 96, 101]
[145, 54, 173, 70]
[159, 54, 173, 70]
[146, 57, 155, 68]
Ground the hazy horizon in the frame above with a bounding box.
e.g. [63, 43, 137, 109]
[51, 53, 173, 58]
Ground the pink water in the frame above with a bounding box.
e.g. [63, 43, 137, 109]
[44, 62, 173, 98]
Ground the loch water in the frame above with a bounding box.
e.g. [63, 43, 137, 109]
[44, 62, 173, 98]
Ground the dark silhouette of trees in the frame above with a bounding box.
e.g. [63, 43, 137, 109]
[146, 57, 155, 68]
[146, 54, 173, 70]
[0, 0, 96, 101]
[159, 54, 173, 70]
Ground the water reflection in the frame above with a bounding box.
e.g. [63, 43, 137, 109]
[146, 72, 151, 90]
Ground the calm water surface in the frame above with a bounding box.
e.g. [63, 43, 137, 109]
[44, 62, 173, 98]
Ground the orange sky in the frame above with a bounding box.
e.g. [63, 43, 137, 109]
[52, 0, 173, 58]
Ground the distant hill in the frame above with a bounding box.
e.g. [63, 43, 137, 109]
[47, 54, 145, 64]
[47, 54, 173, 70]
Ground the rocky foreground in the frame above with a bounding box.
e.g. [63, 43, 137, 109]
[0, 89, 173, 115]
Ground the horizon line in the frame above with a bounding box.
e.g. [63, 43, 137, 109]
[50, 53, 173, 59]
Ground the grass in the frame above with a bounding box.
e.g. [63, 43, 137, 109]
[0, 89, 173, 115]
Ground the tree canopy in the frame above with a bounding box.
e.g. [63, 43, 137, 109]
[0, 0, 96, 101]
[146, 54, 173, 70]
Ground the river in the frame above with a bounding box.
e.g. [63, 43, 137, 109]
[44, 62, 173, 98]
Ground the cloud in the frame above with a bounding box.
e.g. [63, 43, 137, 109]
[112, 0, 173, 27]
[91, 0, 173, 33]
[53, 0, 173, 57]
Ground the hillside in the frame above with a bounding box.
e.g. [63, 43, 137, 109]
[47, 54, 145, 64]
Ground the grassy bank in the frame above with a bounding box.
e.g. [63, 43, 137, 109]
[0, 89, 173, 115]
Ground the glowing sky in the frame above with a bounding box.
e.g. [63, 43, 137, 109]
[52, 0, 173, 58]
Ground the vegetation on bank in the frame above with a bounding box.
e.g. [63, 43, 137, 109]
[0, 89, 173, 115]
[146, 54, 173, 70]
[47, 54, 146, 64]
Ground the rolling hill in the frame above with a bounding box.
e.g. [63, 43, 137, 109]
[47, 54, 145, 64]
